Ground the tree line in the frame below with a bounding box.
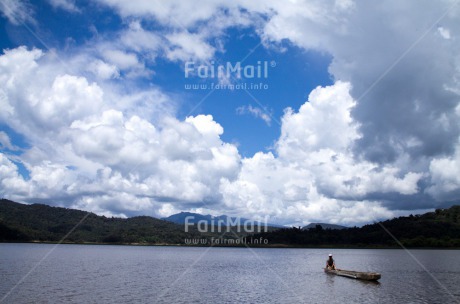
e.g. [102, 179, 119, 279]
[1, 199, 459, 247]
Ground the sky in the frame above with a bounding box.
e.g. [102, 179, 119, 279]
[0, 0, 459, 226]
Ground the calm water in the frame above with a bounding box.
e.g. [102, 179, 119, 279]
[1, 244, 459, 303]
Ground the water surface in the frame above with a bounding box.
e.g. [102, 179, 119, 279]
[1, 244, 459, 303]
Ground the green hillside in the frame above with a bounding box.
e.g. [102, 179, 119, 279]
[253, 206, 460, 248]
[2, 199, 459, 247]
[0, 199, 208, 244]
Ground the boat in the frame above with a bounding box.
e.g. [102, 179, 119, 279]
[324, 268, 381, 281]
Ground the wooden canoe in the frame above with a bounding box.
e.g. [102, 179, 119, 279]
[324, 268, 381, 281]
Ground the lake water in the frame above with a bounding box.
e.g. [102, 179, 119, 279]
[1, 243, 459, 303]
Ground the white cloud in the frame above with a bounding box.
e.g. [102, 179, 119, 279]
[236, 105, 272, 126]
[96, 0, 230, 27]
[86, 59, 120, 80]
[0, 131, 18, 151]
[103, 49, 140, 70]
[119, 21, 163, 54]
[221, 82, 423, 225]
[2, 0, 460, 224]
[47, 0, 80, 13]
[438, 27, 451, 40]
[277, 81, 359, 157]
[71, 191, 155, 218]
[0, 47, 242, 218]
[427, 108, 460, 204]
[0, 154, 29, 199]
[0, 0, 35, 25]
[38, 74, 104, 128]
[0, 46, 446, 225]
[258, 1, 460, 167]
[93, 0, 256, 63]
[165, 31, 215, 62]
[428, 151, 460, 199]
[66, 110, 241, 205]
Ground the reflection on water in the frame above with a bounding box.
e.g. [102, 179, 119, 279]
[325, 271, 335, 286]
[0, 244, 459, 304]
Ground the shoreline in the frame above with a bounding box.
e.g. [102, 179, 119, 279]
[1, 241, 459, 250]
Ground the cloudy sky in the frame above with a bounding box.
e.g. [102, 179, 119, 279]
[0, 0, 459, 226]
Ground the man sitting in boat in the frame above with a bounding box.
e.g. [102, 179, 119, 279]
[326, 254, 336, 270]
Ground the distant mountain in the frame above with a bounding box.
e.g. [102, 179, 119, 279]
[303, 223, 347, 230]
[162, 212, 226, 225]
[163, 211, 284, 228]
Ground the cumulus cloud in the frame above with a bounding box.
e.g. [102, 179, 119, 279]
[94, 0, 256, 63]
[93, 0, 460, 166]
[1, 0, 460, 225]
[0, 45, 450, 225]
[427, 99, 460, 202]
[247, 0, 460, 213]
[0, 47, 241, 218]
[0, 154, 29, 199]
[96, 0, 236, 28]
[221, 82, 424, 225]
[277, 81, 359, 156]
[253, 0, 460, 166]
[428, 148, 460, 202]
[91, 0, 460, 158]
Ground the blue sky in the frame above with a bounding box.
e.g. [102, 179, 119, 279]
[0, 3, 332, 156]
[0, 0, 459, 226]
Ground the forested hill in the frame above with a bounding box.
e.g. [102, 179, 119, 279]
[253, 205, 460, 248]
[1, 199, 460, 247]
[0, 199, 206, 244]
